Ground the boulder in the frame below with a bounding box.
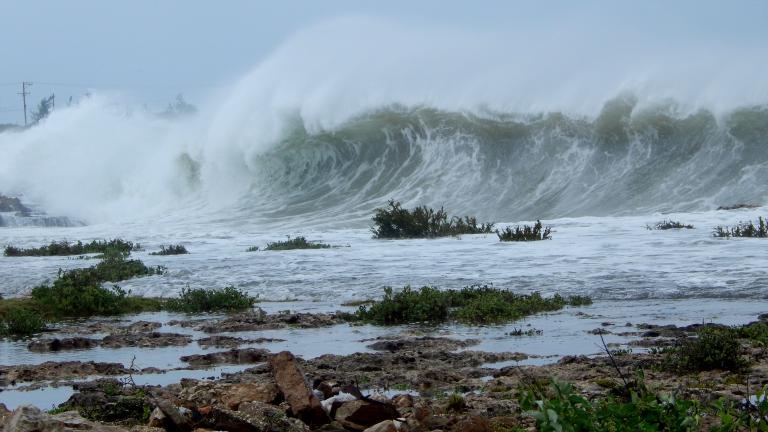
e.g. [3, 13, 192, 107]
[333, 400, 399, 431]
[3, 405, 128, 432]
[200, 403, 309, 432]
[181, 349, 269, 366]
[221, 383, 279, 409]
[362, 420, 398, 432]
[154, 399, 192, 432]
[451, 416, 491, 432]
[269, 351, 329, 427]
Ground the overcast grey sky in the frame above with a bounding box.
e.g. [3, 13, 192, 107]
[1, 0, 766, 123]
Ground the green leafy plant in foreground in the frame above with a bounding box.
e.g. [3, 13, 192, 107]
[164, 286, 257, 313]
[264, 236, 330, 251]
[497, 220, 552, 241]
[355, 285, 591, 325]
[371, 200, 494, 239]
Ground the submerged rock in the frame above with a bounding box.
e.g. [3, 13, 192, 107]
[27, 337, 100, 352]
[180, 348, 270, 366]
[101, 332, 192, 348]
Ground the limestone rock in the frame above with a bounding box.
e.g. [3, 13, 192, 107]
[269, 351, 328, 427]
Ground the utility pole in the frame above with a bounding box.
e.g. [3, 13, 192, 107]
[18, 82, 32, 126]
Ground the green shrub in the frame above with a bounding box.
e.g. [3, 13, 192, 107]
[663, 327, 748, 373]
[4, 239, 140, 257]
[165, 286, 257, 313]
[713, 216, 767, 238]
[149, 244, 188, 255]
[497, 221, 552, 241]
[446, 393, 466, 412]
[245, 246, 260, 252]
[264, 236, 330, 251]
[0, 308, 45, 337]
[371, 200, 494, 239]
[647, 220, 694, 230]
[30, 251, 165, 317]
[355, 285, 591, 325]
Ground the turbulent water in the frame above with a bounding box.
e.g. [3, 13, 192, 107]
[1, 17, 768, 304]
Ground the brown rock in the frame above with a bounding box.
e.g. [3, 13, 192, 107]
[316, 380, 341, 400]
[452, 416, 491, 432]
[269, 351, 329, 427]
[154, 399, 192, 432]
[147, 408, 166, 428]
[202, 403, 309, 432]
[222, 383, 279, 409]
[181, 348, 269, 366]
[363, 420, 398, 432]
[334, 400, 399, 431]
[393, 394, 414, 408]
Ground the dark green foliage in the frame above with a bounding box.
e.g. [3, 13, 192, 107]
[4, 239, 139, 257]
[31, 95, 54, 124]
[149, 244, 188, 255]
[446, 393, 466, 412]
[737, 321, 768, 346]
[264, 236, 331, 250]
[648, 220, 694, 230]
[663, 327, 748, 373]
[371, 200, 494, 239]
[497, 220, 552, 241]
[713, 216, 768, 238]
[520, 378, 703, 432]
[0, 308, 45, 337]
[245, 246, 260, 252]
[30, 251, 165, 317]
[355, 285, 591, 325]
[165, 286, 257, 313]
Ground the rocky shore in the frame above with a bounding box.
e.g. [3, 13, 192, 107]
[2, 309, 767, 431]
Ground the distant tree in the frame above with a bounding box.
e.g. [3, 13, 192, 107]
[161, 94, 197, 118]
[30, 95, 55, 124]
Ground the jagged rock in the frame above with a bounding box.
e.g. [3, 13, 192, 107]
[101, 332, 192, 348]
[147, 407, 166, 428]
[392, 394, 414, 408]
[3, 405, 127, 432]
[315, 380, 340, 400]
[269, 351, 329, 427]
[221, 383, 280, 409]
[0, 195, 30, 214]
[333, 400, 399, 431]
[362, 420, 397, 432]
[1, 361, 128, 384]
[180, 349, 270, 366]
[125, 321, 162, 333]
[451, 415, 491, 432]
[27, 337, 100, 352]
[200, 403, 308, 432]
[154, 399, 192, 432]
[197, 336, 285, 348]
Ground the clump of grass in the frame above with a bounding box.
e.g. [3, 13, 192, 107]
[647, 220, 694, 230]
[0, 308, 45, 337]
[4, 239, 140, 257]
[446, 393, 466, 412]
[713, 216, 767, 238]
[663, 326, 748, 373]
[245, 246, 260, 252]
[29, 250, 165, 317]
[496, 220, 551, 241]
[165, 286, 257, 313]
[371, 200, 494, 239]
[355, 285, 591, 325]
[149, 244, 188, 255]
[264, 236, 330, 251]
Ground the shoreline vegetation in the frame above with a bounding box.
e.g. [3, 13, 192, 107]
[371, 200, 494, 239]
[647, 219, 695, 230]
[713, 216, 768, 238]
